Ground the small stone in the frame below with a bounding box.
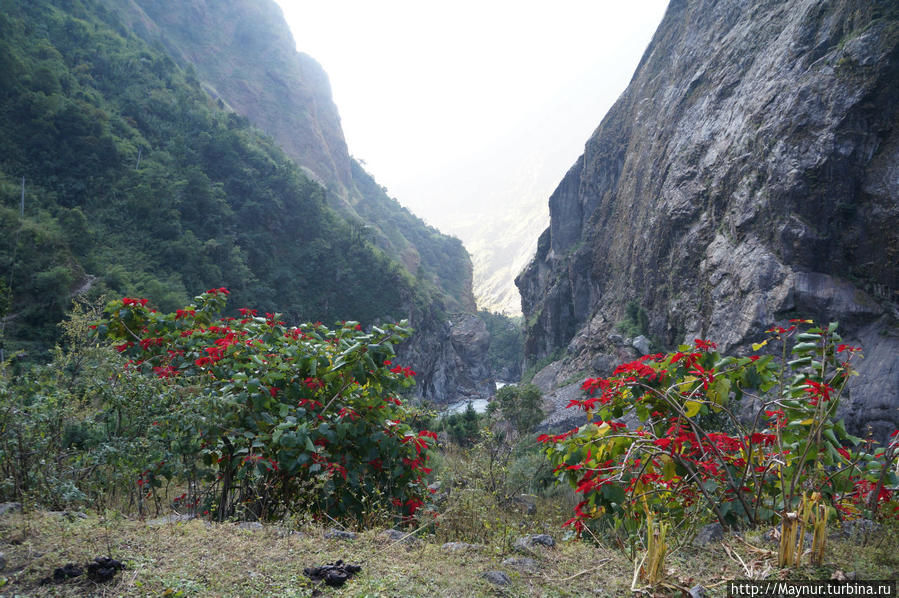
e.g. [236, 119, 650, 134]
[381, 529, 417, 544]
[0, 551, 6, 571]
[441, 542, 484, 552]
[275, 527, 304, 538]
[324, 529, 357, 540]
[765, 525, 813, 546]
[502, 557, 537, 572]
[65, 511, 88, 521]
[689, 584, 707, 598]
[511, 495, 537, 515]
[147, 513, 195, 526]
[482, 570, 511, 587]
[840, 519, 880, 542]
[632, 335, 651, 355]
[692, 523, 724, 546]
[0, 503, 22, 517]
[513, 534, 556, 554]
[237, 521, 264, 531]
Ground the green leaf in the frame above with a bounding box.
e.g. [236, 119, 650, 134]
[601, 484, 625, 505]
[791, 342, 820, 354]
[684, 400, 702, 417]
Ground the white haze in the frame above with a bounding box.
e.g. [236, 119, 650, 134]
[274, 0, 669, 311]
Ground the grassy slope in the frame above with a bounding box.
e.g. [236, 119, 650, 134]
[1, 508, 897, 597]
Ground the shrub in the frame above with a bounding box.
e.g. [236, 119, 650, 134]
[94, 289, 436, 523]
[540, 320, 898, 566]
[489, 383, 545, 438]
[0, 298, 188, 514]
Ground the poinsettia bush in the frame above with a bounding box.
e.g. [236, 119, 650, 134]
[92, 289, 436, 522]
[540, 320, 898, 541]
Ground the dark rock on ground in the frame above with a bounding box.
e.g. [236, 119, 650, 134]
[53, 563, 82, 582]
[86, 557, 125, 582]
[324, 529, 357, 541]
[692, 523, 724, 547]
[482, 570, 511, 587]
[0, 551, 6, 572]
[304, 560, 362, 587]
[0, 503, 22, 517]
[41, 563, 82, 585]
[40, 557, 125, 585]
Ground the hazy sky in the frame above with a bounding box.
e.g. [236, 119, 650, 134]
[273, 0, 669, 229]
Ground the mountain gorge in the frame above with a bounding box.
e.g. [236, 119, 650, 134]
[518, 0, 898, 438]
[0, 0, 491, 403]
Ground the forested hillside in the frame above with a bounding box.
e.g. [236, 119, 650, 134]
[106, 0, 475, 314]
[0, 0, 452, 357]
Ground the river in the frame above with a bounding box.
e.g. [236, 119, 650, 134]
[443, 381, 510, 414]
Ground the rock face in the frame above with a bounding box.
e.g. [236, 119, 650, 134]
[399, 311, 495, 404]
[517, 0, 899, 437]
[110, 0, 352, 195]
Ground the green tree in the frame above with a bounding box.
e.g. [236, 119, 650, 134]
[491, 383, 544, 437]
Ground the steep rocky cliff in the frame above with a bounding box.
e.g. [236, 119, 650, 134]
[518, 0, 898, 437]
[108, 0, 352, 195]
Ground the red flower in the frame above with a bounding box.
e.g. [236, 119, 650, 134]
[803, 379, 833, 406]
[694, 339, 717, 350]
[338, 407, 359, 420]
[405, 498, 424, 515]
[653, 438, 672, 450]
[836, 344, 861, 353]
[688, 364, 715, 390]
[153, 365, 177, 379]
[390, 365, 416, 378]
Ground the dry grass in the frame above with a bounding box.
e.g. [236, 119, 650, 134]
[1, 508, 897, 597]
